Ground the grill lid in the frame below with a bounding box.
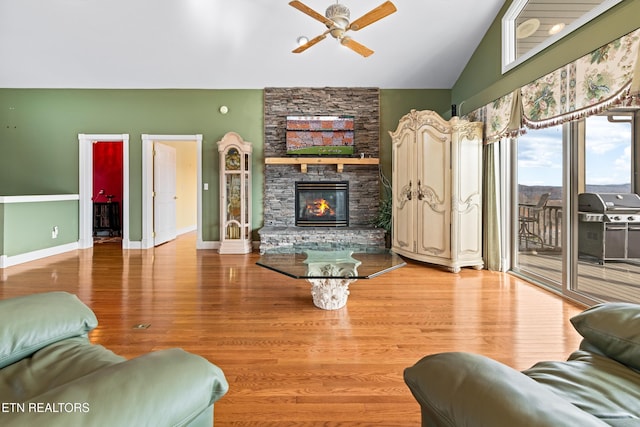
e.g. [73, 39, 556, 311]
[578, 193, 640, 213]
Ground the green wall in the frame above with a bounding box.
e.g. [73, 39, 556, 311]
[0, 88, 450, 251]
[2, 200, 78, 257]
[453, 0, 640, 113]
[0, 89, 263, 242]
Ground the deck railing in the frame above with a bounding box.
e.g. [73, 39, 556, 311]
[518, 204, 562, 251]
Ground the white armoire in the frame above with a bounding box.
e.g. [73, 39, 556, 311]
[390, 110, 483, 273]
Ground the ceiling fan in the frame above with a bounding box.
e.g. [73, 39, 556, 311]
[289, 0, 397, 57]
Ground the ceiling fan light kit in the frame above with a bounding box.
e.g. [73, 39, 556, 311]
[289, 0, 397, 57]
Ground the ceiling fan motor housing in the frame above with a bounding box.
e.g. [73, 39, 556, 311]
[325, 3, 350, 29]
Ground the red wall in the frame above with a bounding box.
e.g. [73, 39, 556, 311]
[93, 141, 123, 222]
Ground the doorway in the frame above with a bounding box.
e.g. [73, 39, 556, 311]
[93, 140, 123, 244]
[141, 134, 203, 249]
[78, 134, 130, 249]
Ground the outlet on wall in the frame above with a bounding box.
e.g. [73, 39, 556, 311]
[52, 226, 59, 239]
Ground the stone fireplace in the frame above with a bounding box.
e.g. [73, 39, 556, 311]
[259, 87, 386, 253]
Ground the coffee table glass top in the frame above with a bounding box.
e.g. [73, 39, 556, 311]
[256, 248, 406, 279]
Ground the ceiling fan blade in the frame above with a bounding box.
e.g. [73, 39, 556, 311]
[347, 1, 397, 31]
[292, 32, 328, 54]
[340, 37, 374, 57]
[289, 1, 334, 27]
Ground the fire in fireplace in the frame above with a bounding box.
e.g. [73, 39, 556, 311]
[295, 181, 349, 227]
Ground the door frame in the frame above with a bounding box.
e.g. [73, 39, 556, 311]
[78, 133, 130, 249]
[141, 134, 203, 249]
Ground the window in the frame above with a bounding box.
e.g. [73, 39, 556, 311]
[502, 0, 624, 73]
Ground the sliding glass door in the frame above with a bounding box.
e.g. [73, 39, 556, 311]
[575, 114, 639, 303]
[513, 124, 564, 290]
[511, 111, 640, 304]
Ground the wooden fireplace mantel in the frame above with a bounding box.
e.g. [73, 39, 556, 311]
[264, 157, 379, 173]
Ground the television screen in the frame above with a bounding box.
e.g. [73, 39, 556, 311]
[286, 116, 354, 156]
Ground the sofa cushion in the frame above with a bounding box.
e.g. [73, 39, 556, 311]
[0, 292, 98, 369]
[570, 302, 640, 371]
[524, 350, 640, 424]
[405, 352, 610, 426]
[0, 337, 125, 402]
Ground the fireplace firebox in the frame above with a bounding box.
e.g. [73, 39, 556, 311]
[295, 181, 349, 227]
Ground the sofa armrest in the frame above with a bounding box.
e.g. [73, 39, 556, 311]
[404, 352, 610, 427]
[1, 348, 229, 427]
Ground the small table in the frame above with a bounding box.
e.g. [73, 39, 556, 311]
[257, 249, 406, 310]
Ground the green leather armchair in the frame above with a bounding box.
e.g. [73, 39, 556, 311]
[404, 303, 640, 426]
[0, 292, 229, 427]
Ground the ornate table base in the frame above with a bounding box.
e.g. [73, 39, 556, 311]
[305, 257, 359, 310]
[308, 277, 357, 310]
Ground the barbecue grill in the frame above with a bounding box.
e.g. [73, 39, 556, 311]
[578, 193, 640, 264]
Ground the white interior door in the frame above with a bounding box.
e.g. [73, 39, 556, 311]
[153, 143, 177, 246]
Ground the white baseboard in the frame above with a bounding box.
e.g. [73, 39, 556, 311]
[123, 239, 142, 249]
[197, 240, 220, 250]
[127, 239, 220, 250]
[0, 242, 79, 268]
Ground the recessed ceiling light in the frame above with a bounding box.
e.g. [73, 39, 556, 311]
[548, 23, 566, 35]
[297, 36, 309, 46]
[516, 18, 540, 39]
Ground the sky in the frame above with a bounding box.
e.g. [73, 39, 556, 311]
[517, 115, 632, 187]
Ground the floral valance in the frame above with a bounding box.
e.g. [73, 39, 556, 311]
[522, 27, 640, 128]
[465, 90, 523, 143]
[486, 90, 523, 142]
[468, 27, 640, 141]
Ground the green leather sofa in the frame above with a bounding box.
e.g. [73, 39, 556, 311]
[404, 303, 640, 426]
[0, 292, 229, 427]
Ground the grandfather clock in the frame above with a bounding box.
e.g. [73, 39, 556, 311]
[217, 132, 252, 254]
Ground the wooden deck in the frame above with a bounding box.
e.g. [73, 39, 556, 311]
[519, 251, 640, 303]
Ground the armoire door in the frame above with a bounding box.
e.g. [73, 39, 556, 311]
[392, 128, 415, 252]
[454, 133, 483, 258]
[416, 124, 451, 259]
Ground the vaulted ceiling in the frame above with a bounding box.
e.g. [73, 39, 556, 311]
[0, 0, 511, 89]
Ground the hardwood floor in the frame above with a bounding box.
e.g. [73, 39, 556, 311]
[0, 233, 587, 426]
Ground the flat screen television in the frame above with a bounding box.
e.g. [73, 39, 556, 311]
[286, 115, 354, 156]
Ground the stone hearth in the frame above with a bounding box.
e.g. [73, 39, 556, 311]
[258, 226, 385, 254]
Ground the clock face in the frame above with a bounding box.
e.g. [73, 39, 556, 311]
[225, 148, 241, 170]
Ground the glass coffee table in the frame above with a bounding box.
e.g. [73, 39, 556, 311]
[256, 249, 406, 310]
